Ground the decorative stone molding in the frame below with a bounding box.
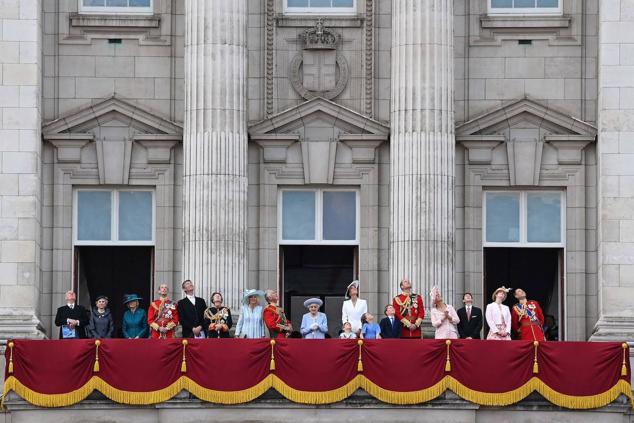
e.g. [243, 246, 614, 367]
[544, 135, 595, 165]
[70, 14, 161, 28]
[456, 135, 505, 165]
[340, 135, 386, 164]
[364, 0, 374, 117]
[506, 138, 543, 186]
[45, 134, 94, 163]
[276, 15, 364, 28]
[252, 134, 299, 163]
[301, 139, 338, 184]
[265, 0, 275, 115]
[135, 135, 181, 164]
[300, 19, 340, 50]
[480, 15, 571, 30]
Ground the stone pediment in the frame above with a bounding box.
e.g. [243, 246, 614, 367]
[249, 98, 389, 184]
[456, 98, 597, 185]
[43, 96, 182, 184]
[456, 97, 597, 137]
[248, 97, 389, 136]
[42, 95, 183, 136]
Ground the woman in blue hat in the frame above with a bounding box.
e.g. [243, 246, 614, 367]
[235, 289, 267, 338]
[300, 298, 328, 339]
[122, 293, 149, 339]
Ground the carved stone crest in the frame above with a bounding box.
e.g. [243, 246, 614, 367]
[290, 19, 349, 100]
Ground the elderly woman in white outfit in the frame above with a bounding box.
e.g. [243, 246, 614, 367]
[341, 280, 367, 335]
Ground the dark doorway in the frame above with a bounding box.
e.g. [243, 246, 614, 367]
[281, 245, 357, 338]
[483, 247, 562, 339]
[76, 246, 154, 337]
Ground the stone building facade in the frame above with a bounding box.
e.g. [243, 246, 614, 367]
[0, 0, 632, 348]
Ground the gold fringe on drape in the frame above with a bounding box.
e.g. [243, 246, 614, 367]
[2, 375, 632, 409]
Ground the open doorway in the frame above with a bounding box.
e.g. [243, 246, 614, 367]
[76, 246, 154, 337]
[483, 247, 563, 340]
[281, 245, 357, 338]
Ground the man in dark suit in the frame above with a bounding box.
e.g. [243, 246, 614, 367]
[379, 304, 403, 339]
[456, 292, 482, 339]
[54, 290, 89, 339]
[177, 280, 207, 338]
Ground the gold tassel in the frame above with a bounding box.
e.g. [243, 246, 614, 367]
[357, 340, 364, 372]
[533, 341, 539, 374]
[622, 343, 629, 377]
[93, 340, 101, 373]
[181, 340, 188, 373]
[270, 340, 276, 371]
[8, 341, 14, 374]
[445, 340, 452, 372]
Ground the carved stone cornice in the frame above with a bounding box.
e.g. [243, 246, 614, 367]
[45, 134, 94, 163]
[544, 135, 595, 165]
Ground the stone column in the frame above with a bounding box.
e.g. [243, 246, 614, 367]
[183, 0, 248, 310]
[389, 1, 455, 305]
[591, 0, 634, 341]
[0, 0, 45, 339]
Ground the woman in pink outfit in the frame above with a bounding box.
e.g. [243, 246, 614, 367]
[429, 286, 460, 339]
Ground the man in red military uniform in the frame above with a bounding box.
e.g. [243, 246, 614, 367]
[263, 289, 292, 339]
[148, 283, 179, 339]
[392, 278, 425, 339]
[511, 288, 545, 342]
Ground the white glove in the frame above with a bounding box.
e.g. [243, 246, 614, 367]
[311, 323, 319, 331]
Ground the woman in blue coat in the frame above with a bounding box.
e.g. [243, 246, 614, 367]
[122, 294, 149, 338]
[300, 298, 328, 339]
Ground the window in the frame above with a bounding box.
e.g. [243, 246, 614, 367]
[285, 0, 356, 15]
[74, 189, 155, 245]
[79, 0, 153, 15]
[279, 188, 359, 244]
[489, 0, 561, 15]
[483, 190, 564, 247]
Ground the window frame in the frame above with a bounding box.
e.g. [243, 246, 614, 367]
[284, 0, 357, 16]
[78, 0, 154, 15]
[73, 187, 156, 246]
[488, 0, 562, 16]
[278, 187, 360, 246]
[482, 190, 565, 248]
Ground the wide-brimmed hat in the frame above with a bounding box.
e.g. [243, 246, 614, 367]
[429, 286, 442, 304]
[304, 298, 323, 308]
[492, 286, 511, 301]
[242, 289, 265, 305]
[123, 294, 142, 304]
[344, 280, 360, 299]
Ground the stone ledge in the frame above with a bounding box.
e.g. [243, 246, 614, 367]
[70, 14, 161, 29]
[480, 15, 571, 30]
[276, 14, 364, 28]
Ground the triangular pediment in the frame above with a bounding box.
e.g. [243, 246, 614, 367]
[456, 98, 597, 138]
[248, 97, 390, 136]
[42, 95, 183, 136]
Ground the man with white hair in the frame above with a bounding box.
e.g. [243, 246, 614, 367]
[263, 289, 292, 339]
[54, 291, 89, 339]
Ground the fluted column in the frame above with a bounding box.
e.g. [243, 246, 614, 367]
[389, 1, 455, 304]
[183, 0, 248, 310]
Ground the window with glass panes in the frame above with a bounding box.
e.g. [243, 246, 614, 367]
[74, 189, 155, 245]
[483, 191, 564, 246]
[79, 0, 152, 14]
[279, 189, 358, 244]
[285, 0, 356, 14]
[489, 0, 561, 15]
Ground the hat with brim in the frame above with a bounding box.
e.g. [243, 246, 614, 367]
[123, 294, 142, 304]
[344, 280, 360, 299]
[303, 298, 323, 308]
[492, 286, 511, 301]
[242, 289, 265, 305]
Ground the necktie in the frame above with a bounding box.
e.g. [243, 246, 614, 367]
[467, 307, 471, 321]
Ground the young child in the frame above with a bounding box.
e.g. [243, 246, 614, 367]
[339, 321, 357, 339]
[379, 304, 403, 339]
[360, 312, 381, 339]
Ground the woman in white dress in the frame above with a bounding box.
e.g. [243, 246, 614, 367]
[341, 280, 367, 335]
[429, 286, 460, 339]
[485, 286, 512, 340]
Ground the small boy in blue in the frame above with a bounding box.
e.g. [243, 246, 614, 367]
[360, 312, 382, 339]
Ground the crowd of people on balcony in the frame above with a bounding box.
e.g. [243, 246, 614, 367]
[55, 278, 555, 342]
